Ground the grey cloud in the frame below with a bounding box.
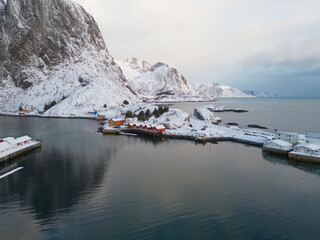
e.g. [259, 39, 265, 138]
[73, 0, 320, 97]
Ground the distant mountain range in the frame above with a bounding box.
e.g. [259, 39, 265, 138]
[243, 90, 277, 98]
[195, 82, 252, 98]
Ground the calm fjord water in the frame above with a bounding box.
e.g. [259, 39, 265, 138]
[173, 98, 320, 133]
[1, 99, 320, 240]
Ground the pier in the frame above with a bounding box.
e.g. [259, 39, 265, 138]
[0, 141, 41, 164]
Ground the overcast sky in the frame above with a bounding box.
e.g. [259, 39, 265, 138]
[74, 0, 320, 97]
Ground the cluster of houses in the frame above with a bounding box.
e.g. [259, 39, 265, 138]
[263, 130, 320, 162]
[0, 136, 32, 155]
[127, 123, 166, 133]
[105, 117, 166, 134]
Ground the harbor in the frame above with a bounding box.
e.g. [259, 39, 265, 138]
[100, 116, 266, 147]
[100, 117, 320, 164]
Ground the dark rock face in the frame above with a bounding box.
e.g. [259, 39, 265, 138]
[0, 0, 113, 88]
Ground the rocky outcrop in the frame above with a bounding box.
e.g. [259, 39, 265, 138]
[0, 0, 138, 115]
[194, 106, 221, 124]
[1, 0, 116, 87]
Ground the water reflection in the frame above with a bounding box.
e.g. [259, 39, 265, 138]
[262, 152, 320, 178]
[0, 117, 115, 227]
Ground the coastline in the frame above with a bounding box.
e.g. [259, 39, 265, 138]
[0, 113, 95, 120]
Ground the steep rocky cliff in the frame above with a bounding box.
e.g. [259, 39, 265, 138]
[0, 0, 138, 115]
[116, 57, 201, 101]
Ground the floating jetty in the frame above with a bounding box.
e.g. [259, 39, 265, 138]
[0, 136, 41, 164]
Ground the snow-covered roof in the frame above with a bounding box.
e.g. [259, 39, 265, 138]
[275, 130, 297, 136]
[126, 117, 137, 121]
[272, 140, 293, 147]
[300, 143, 320, 151]
[0, 142, 12, 151]
[306, 131, 320, 139]
[155, 125, 165, 130]
[110, 118, 125, 122]
[3, 137, 15, 141]
[16, 136, 32, 142]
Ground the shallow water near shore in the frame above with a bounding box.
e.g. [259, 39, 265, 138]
[1, 99, 320, 240]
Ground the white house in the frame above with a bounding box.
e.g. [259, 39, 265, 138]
[293, 143, 320, 157]
[305, 132, 320, 144]
[274, 130, 299, 144]
[126, 117, 138, 124]
[263, 140, 293, 152]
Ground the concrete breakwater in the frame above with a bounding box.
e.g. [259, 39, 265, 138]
[102, 128, 264, 147]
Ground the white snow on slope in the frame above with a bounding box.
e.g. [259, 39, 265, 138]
[196, 82, 253, 98]
[116, 58, 203, 101]
[244, 90, 276, 98]
[194, 106, 221, 124]
[0, 51, 139, 116]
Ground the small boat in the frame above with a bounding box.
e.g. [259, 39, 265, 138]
[19, 112, 25, 115]
[96, 114, 106, 120]
[195, 133, 207, 142]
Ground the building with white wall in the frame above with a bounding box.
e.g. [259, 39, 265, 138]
[293, 143, 320, 157]
[263, 140, 293, 154]
[305, 132, 320, 144]
[274, 130, 299, 144]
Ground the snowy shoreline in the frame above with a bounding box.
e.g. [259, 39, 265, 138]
[0, 113, 95, 120]
[0, 103, 274, 147]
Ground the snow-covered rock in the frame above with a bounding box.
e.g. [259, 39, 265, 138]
[194, 106, 221, 124]
[195, 82, 253, 98]
[116, 58, 204, 101]
[152, 108, 190, 129]
[243, 90, 276, 98]
[0, 0, 139, 116]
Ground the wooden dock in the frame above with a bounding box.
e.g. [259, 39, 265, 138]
[0, 141, 41, 165]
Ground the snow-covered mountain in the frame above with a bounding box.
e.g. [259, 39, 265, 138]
[243, 90, 276, 98]
[195, 82, 252, 98]
[116, 58, 202, 101]
[0, 0, 138, 116]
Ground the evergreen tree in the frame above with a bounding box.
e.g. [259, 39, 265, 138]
[137, 110, 145, 120]
[145, 109, 151, 119]
[126, 111, 133, 118]
[159, 106, 164, 114]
